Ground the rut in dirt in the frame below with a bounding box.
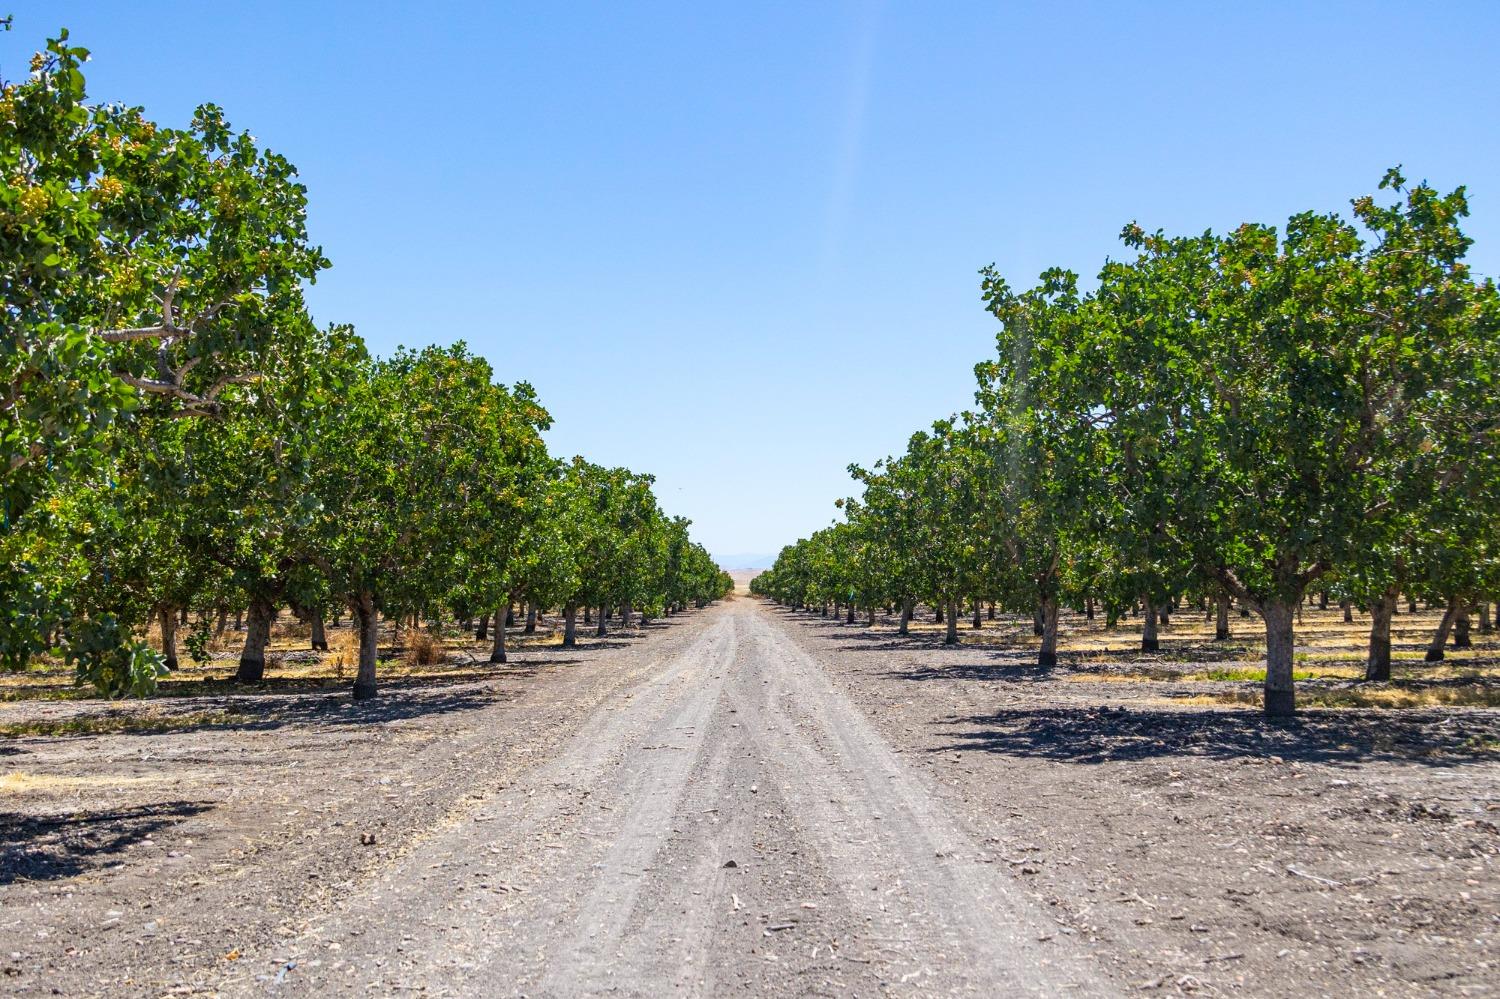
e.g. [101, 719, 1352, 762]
[228, 599, 1110, 998]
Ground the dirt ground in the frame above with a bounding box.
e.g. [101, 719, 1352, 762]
[0, 611, 720, 997]
[776, 601, 1499, 996]
[0, 598, 1495, 997]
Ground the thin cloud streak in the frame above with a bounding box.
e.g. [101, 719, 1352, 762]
[820, 3, 882, 269]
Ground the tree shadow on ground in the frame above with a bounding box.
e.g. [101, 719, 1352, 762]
[879, 658, 1067, 683]
[935, 705, 1500, 768]
[0, 800, 215, 884]
[2, 683, 528, 748]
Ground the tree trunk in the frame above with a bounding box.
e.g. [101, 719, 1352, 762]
[1141, 598, 1159, 653]
[236, 598, 275, 683]
[475, 612, 489, 641]
[1480, 602, 1493, 633]
[934, 603, 943, 624]
[1262, 599, 1297, 718]
[490, 599, 509, 663]
[1085, 595, 1095, 622]
[214, 605, 228, 637]
[234, 609, 244, 632]
[897, 597, 914, 636]
[505, 604, 516, 627]
[867, 605, 875, 625]
[1407, 596, 1418, 614]
[584, 606, 592, 624]
[1215, 594, 1230, 641]
[159, 607, 179, 672]
[943, 599, 959, 645]
[971, 599, 982, 630]
[352, 592, 378, 700]
[596, 606, 608, 637]
[310, 611, 328, 651]
[1038, 595, 1060, 667]
[1158, 608, 1170, 628]
[524, 603, 537, 634]
[1318, 590, 1328, 610]
[1031, 606, 1044, 637]
[1424, 597, 1459, 661]
[563, 602, 578, 648]
[1365, 589, 1397, 681]
[846, 602, 855, 624]
[988, 601, 997, 621]
[1340, 599, 1353, 624]
[1453, 604, 1472, 648]
[620, 602, 632, 629]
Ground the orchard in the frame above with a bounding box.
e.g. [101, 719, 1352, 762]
[754, 170, 1500, 717]
[0, 27, 731, 699]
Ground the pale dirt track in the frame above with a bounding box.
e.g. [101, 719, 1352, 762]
[230, 599, 1110, 997]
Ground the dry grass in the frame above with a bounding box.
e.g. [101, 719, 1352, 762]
[401, 628, 442, 668]
[1167, 684, 1500, 710]
[0, 771, 176, 794]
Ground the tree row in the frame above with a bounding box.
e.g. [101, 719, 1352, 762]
[1, 27, 731, 697]
[755, 169, 1499, 716]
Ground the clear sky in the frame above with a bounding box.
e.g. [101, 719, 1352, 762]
[6, 2, 1499, 565]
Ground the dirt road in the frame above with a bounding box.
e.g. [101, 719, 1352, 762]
[221, 599, 1108, 996]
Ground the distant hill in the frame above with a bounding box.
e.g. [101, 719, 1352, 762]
[727, 568, 763, 594]
[715, 552, 775, 570]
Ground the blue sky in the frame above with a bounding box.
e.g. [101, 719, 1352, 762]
[6, 2, 1499, 565]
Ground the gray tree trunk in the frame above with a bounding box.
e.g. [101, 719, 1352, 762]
[159, 607, 179, 672]
[310, 612, 328, 651]
[490, 598, 509, 663]
[1453, 604, 1472, 648]
[1031, 606, 1044, 637]
[620, 603, 632, 629]
[563, 603, 578, 648]
[846, 602, 855, 624]
[897, 597, 914, 636]
[237, 598, 275, 683]
[971, 599, 982, 630]
[1141, 598, 1160, 653]
[475, 612, 489, 641]
[1366, 588, 1397, 681]
[1262, 599, 1297, 717]
[1480, 602, 1493, 633]
[1215, 594, 1230, 641]
[1038, 595, 1060, 667]
[596, 606, 608, 637]
[1340, 598, 1353, 623]
[943, 599, 959, 645]
[353, 592, 379, 700]
[524, 603, 537, 634]
[1424, 597, 1459, 661]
